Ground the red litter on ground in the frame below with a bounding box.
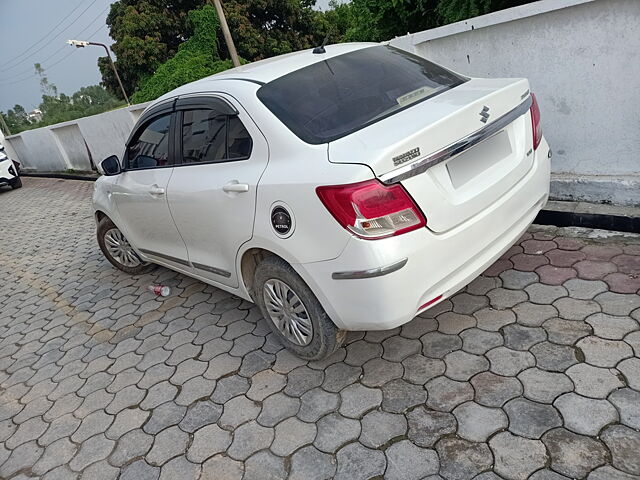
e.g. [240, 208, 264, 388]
[148, 285, 171, 297]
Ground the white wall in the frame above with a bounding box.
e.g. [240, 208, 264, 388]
[4, 102, 150, 172]
[390, 0, 640, 205]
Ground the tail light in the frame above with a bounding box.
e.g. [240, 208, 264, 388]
[530, 93, 542, 150]
[316, 179, 426, 239]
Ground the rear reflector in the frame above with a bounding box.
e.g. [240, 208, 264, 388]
[530, 93, 542, 150]
[419, 295, 443, 312]
[316, 179, 426, 239]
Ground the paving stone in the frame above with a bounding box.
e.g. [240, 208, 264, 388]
[243, 450, 286, 480]
[554, 297, 601, 320]
[339, 383, 382, 418]
[400, 316, 438, 338]
[437, 312, 476, 335]
[69, 433, 115, 472]
[71, 410, 114, 443]
[555, 392, 618, 436]
[271, 417, 316, 456]
[143, 402, 187, 435]
[577, 336, 633, 367]
[382, 335, 422, 361]
[517, 368, 574, 403]
[601, 425, 640, 476]
[298, 387, 340, 422]
[335, 443, 386, 480]
[536, 265, 578, 285]
[140, 381, 178, 410]
[201, 455, 243, 480]
[147, 425, 189, 466]
[359, 410, 407, 448]
[566, 363, 624, 398]
[436, 437, 493, 480]
[106, 407, 149, 439]
[246, 369, 285, 401]
[459, 328, 503, 355]
[444, 350, 489, 381]
[486, 346, 535, 376]
[490, 431, 548, 480]
[475, 307, 517, 331]
[426, 376, 474, 411]
[503, 324, 547, 350]
[513, 302, 558, 327]
[385, 440, 439, 480]
[488, 287, 528, 309]
[453, 401, 507, 442]
[106, 385, 145, 414]
[617, 357, 640, 390]
[605, 272, 640, 294]
[595, 291, 640, 316]
[174, 376, 216, 406]
[158, 455, 199, 480]
[179, 400, 223, 433]
[542, 428, 608, 478]
[289, 445, 337, 480]
[211, 374, 249, 403]
[586, 312, 638, 340]
[227, 420, 274, 461]
[284, 366, 324, 397]
[323, 362, 362, 390]
[500, 269, 539, 289]
[466, 275, 501, 295]
[203, 353, 241, 379]
[451, 292, 490, 315]
[564, 278, 609, 300]
[381, 378, 428, 413]
[314, 412, 361, 453]
[575, 260, 618, 280]
[32, 437, 77, 475]
[40, 413, 81, 446]
[360, 357, 402, 387]
[504, 397, 562, 439]
[187, 424, 232, 463]
[543, 317, 592, 345]
[402, 354, 445, 384]
[257, 392, 300, 427]
[344, 340, 382, 366]
[587, 465, 640, 480]
[109, 429, 153, 467]
[421, 331, 463, 357]
[531, 342, 579, 371]
[0, 440, 43, 478]
[609, 388, 640, 429]
[6, 415, 48, 449]
[120, 459, 161, 480]
[526, 283, 568, 304]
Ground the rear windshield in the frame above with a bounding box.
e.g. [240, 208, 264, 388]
[257, 45, 467, 144]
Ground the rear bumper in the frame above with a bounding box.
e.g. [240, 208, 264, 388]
[296, 137, 551, 331]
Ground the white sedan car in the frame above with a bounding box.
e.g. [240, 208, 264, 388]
[0, 144, 21, 190]
[93, 43, 550, 359]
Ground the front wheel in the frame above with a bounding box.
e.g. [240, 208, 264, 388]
[10, 177, 22, 189]
[254, 256, 345, 360]
[97, 217, 155, 275]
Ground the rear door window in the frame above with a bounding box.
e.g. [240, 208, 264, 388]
[257, 45, 467, 144]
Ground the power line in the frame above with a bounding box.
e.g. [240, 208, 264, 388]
[0, 23, 108, 87]
[2, 0, 102, 72]
[0, 4, 112, 81]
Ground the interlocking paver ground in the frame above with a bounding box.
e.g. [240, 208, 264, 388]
[1, 177, 640, 479]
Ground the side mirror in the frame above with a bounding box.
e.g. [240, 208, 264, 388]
[99, 155, 121, 176]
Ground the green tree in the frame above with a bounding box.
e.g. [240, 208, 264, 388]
[131, 4, 234, 103]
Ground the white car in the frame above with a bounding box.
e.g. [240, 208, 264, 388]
[93, 43, 550, 359]
[0, 144, 21, 190]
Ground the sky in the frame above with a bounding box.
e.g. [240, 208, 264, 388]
[0, 0, 335, 113]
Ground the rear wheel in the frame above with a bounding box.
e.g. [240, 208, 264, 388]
[10, 177, 22, 189]
[97, 217, 155, 275]
[254, 256, 345, 360]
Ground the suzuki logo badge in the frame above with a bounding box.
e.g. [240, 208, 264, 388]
[479, 106, 490, 123]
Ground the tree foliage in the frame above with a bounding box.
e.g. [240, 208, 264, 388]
[131, 5, 234, 103]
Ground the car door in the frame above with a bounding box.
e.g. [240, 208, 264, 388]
[166, 95, 269, 288]
[111, 106, 190, 267]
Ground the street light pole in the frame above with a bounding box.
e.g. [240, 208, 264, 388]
[207, 0, 241, 68]
[67, 40, 131, 105]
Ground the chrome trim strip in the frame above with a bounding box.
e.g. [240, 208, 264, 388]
[139, 248, 191, 267]
[380, 96, 533, 185]
[332, 258, 408, 280]
[192, 262, 232, 278]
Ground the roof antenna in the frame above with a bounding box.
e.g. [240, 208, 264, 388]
[313, 34, 330, 54]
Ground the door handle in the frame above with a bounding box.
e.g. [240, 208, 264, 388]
[148, 185, 165, 195]
[223, 182, 249, 193]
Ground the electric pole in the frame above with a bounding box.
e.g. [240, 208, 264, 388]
[208, 0, 241, 67]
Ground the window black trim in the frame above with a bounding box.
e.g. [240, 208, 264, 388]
[175, 96, 238, 115]
[123, 111, 176, 172]
[174, 108, 253, 168]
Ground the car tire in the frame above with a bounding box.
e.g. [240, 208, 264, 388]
[97, 217, 155, 275]
[254, 255, 345, 360]
[10, 177, 22, 189]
